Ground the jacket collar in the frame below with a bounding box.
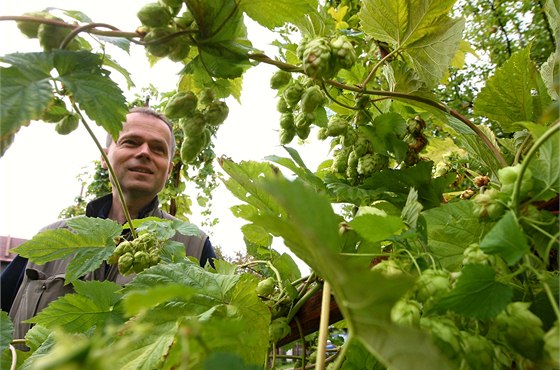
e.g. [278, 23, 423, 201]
[85, 194, 161, 220]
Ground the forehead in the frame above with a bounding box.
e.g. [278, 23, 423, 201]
[119, 112, 173, 144]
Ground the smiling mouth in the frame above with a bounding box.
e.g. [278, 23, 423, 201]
[130, 168, 153, 174]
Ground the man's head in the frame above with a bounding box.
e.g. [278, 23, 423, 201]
[102, 108, 176, 202]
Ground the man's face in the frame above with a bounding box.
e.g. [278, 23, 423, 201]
[103, 112, 174, 200]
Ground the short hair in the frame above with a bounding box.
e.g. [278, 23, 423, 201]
[106, 107, 176, 158]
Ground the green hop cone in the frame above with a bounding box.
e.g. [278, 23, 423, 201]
[276, 97, 291, 113]
[352, 135, 369, 157]
[391, 299, 422, 326]
[357, 152, 388, 176]
[295, 123, 311, 140]
[269, 317, 291, 343]
[168, 36, 191, 62]
[300, 85, 325, 113]
[165, 91, 198, 119]
[204, 101, 229, 126]
[132, 251, 151, 273]
[118, 252, 135, 275]
[279, 127, 296, 145]
[137, 3, 172, 28]
[174, 10, 194, 29]
[283, 81, 304, 107]
[180, 112, 206, 136]
[144, 28, 174, 57]
[181, 132, 207, 164]
[472, 188, 507, 219]
[498, 164, 533, 199]
[41, 97, 70, 123]
[420, 317, 462, 364]
[496, 301, 545, 361]
[462, 243, 491, 265]
[326, 116, 348, 137]
[279, 112, 295, 130]
[256, 277, 275, 297]
[17, 12, 51, 38]
[544, 321, 560, 367]
[332, 147, 350, 174]
[37, 22, 71, 51]
[302, 37, 335, 79]
[460, 332, 495, 369]
[270, 70, 292, 89]
[330, 35, 356, 70]
[55, 114, 80, 135]
[414, 269, 450, 304]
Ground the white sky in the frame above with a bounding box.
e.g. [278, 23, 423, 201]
[0, 1, 329, 272]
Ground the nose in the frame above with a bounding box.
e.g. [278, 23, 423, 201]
[135, 142, 152, 159]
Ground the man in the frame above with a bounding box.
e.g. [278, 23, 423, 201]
[1, 107, 216, 340]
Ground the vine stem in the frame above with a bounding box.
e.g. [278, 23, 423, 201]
[511, 120, 560, 214]
[287, 283, 321, 322]
[0, 16, 139, 39]
[315, 281, 331, 370]
[72, 103, 137, 238]
[248, 53, 507, 167]
[8, 344, 16, 370]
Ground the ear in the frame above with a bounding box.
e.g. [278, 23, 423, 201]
[167, 161, 174, 179]
[101, 148, 109, 170]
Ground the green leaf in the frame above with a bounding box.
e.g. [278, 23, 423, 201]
[197, 42, 254, 79]
[240, 0, 318, 29]
[0, 54, 54, 146]
[349, 213, 405, 244]
[27, 280, 124, 333]
[474, 47, 552, 133]
[401, 187, 423, 229]
[0, 311, 13, 354]
[424, 200, 493, 271]
[479, 211, 529, 266]
[52, 50, 128, 139]
[203, 352, 263, 370]
[103, 55, 135, 88]
[123, 284, 197, 316]
[241, 223, 273, 247]
[456, 125, 503, 179]
[528, 128, 560, 200]
[358, 0, 464, 88]
[361, 161, 453, 209]
[265, 146, 327, 192]
[24, 325, 51, 352]
[432, 264, 513, 319]
[12, 217, 121, 282]
[246, 176, 452, 370]
[359, 112, 408, 161]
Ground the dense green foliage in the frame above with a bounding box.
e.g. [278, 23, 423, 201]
[0, 0, 558, 369]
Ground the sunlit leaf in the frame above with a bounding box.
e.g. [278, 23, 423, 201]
[474, 47, 552, 133]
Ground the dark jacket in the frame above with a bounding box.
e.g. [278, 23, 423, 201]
[2, 194, 216, 340]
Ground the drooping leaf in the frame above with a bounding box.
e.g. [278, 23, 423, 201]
[432, 264, 513, 319]
[243, 174, 452, 370]
[358, 0, 464, 88]
[27, 280, 124, 333]
[424, 200, 493, 271]
[24, 325, 51, 352]
[0, 53, 54, 148]
[12, 217, 121, 282]
[241, 223, 273, 247]
[0, 311, 13, 354]
[52, 50, 128, 139]
[474, 47, 552, 133]
[456, 125, 503, 179]
[123, 283, 197, 316]
[240, 0, 318, 29]
[479, 211, 529, 266]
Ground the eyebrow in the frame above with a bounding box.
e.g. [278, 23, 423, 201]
[118, 134, 169, 150]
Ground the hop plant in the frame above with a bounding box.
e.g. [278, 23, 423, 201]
[108, 232, 162, 276]
[330, 35, 356, 69]
[301, 37, 335, 79]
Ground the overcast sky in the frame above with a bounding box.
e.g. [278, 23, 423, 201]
[0, 1, 329, 272]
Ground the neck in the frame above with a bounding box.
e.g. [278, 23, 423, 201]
[107, 193, 154, 224]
